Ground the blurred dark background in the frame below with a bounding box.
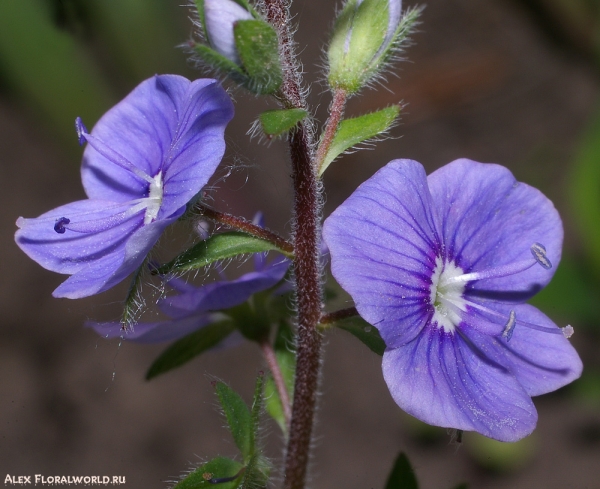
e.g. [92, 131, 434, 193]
[2, 0, 600, 488]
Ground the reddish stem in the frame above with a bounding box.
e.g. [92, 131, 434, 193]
[195, 203, 294, 255]
[315, 88, 347, 174]
[263, 1, 323, 488]
[260, 341, 292, 429]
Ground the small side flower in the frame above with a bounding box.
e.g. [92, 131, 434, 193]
[88, 255, 290, 344]
[15, 75, 234, 299]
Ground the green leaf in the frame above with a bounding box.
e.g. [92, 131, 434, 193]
[234, 19, 283, 94]
[174, 456, 244, 489]
[384, 452, 419, 489]
[215, 382, 254, 462]
[0, 0, 112, 150]
[146, 320, 235, 380]
[156, 232, 286, 275]
[259, 109, 308, 137]
[320, 105, 400, 176]
[336, 316, 386, 356]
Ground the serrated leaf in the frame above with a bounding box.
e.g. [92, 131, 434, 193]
[174, 456, 244, 489]
[234, 19, 283, 94]
[216, 382, 254, 462]
[319, 105, 400, 176]
[156, 232, 285, 275]
[336, 316, 386, 356]
[259, 108, 308, 137]
[146, 320, 235, 380]
[384, 452, 419, 489]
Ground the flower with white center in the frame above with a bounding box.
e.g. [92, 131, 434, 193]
[323, 158, 582, 442]
[15, 75, 234, 299]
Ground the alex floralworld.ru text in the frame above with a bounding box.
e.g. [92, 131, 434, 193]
[4, 475, 126, 485]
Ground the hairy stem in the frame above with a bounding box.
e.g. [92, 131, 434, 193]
[315, 88, 347, 175]
[263, 1, 323, 488]
[195, 203, 294, 255]
[260, 341, 292, 429]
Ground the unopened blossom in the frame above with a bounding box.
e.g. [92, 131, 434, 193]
[15, 75, 234, 299]
[89, 253, 290, 343]
[203, 0, 254, 64]
[328, 0, 405, 93]
[323, 158, 582, 442]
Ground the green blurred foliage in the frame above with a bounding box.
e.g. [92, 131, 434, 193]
[0, 0, 191, 154]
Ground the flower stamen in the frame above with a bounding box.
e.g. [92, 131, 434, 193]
[440, 243, 552, 287]
[76, 117, 155, 185]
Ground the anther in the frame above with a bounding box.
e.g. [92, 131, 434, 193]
[531, 243, 552, 270]
[562, 325, 574, 339]
[502, 310, 516, 341]
[54, 217, 70, 234]
[75, 117, 88, 146]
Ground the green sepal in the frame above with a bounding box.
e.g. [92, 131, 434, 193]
[215, 381, 254, 462]
[336, 316, 386, 356]
[173, 456, 244, 488]
[328, 0, 388, 92]
[193, 43, 249, 85]
[264, 321, 295, 435]
[328, 2, 420, 93]
[234, 19, 283, 94]
[226, 292, 272, 342]
[259, 108, 308, 138]
[319, 105, 400, 176]
[155, 231, 288, 275]
[384, 452, 419, 489]
[120, 259, 148, 330]
[145, 319, 235, 380]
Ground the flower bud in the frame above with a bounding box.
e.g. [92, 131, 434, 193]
[328, 0, 408, 93]
[203, 0, 253, 64]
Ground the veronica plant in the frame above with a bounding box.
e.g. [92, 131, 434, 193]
[323, 159, 583, 441]
[15, 75, 233, 299]
[14, 0, 585, 488]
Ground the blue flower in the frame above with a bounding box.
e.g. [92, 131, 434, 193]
[88, 253, 290, 344]
[323, 158, 582, 442]
[15, 75, 234, 299]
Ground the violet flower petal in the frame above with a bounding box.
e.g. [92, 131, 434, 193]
[159, 258, 290, 316]
[16, 199, 142, 274]
[81, 75, 234, 218]
[90, 313, 214, 344]
[493, 303, 582, 396]
[428, 159, 562, 301]
[323, 159, 440, 349]
[382, 323, 537, 442]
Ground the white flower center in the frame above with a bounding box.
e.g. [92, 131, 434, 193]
[144, 172, 163, 224]
[429, 256, 466, 334]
